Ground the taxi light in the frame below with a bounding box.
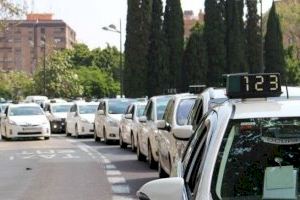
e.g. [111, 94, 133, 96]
[188, 85, 206, 94]
[226, 73, 282, 98]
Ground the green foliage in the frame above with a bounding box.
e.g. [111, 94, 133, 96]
[285, 45, 300, 85]
[75, 67, 120, 98]
[162, 0, 184, 90]
[68, 43, 93, 67]
[124, 0, 151, 97]
[225, 0, 247, 73]
[0, 71, 33, 99]
[204, 0, 226, 87]
[264, 3, 286, 79]
[182, 23, 207, 90]
[33, 51, 83, 98]
[147, 0, 164, 97]
[246, 0, 262, 73]
[0, 0, 25, 29]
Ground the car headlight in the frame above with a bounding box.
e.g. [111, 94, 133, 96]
[108, 118, 119, 127]
[9, 120, 16, 125]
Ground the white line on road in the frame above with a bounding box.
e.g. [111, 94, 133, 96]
[9, 156, 14, 160]
[107, 177, 126, 184]
[111, 185, 130, 194]
[112, 195, 133, 200]
[106, 170, 122, 176]
[106, 164, 116, 169]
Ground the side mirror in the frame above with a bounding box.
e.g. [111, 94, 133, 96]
[173, 125, 193, 140]
[139, 116, 147, 123]
[98, 110, 105, 115]
[157, 120, 171, 132]
[137, 177, 185, 200]
[125, 113, 133, 119]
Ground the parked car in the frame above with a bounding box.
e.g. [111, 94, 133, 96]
[65, 102, 99, 137]
[136, 95, 173, 169]
[1, 103, 50, 140]
[94, 98, 136, 144]
[156, 94, 196, 177]
[119, 101, 147, 150]
[44, 102, 73, 133]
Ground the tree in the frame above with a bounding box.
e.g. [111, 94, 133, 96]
[182, 23, 207, 90]
[124, 0, 152, 97]
[147, 0, 164, 97]
[246, 0, 262, 73]
[75, 67, 120, 98]
[0, 0, 24, 29]
[225, 0, 247, 73]
[69, 43, 93, 67]
[285, 45, 300, 85]
[33, 51, 83, 98]
[264, 2, 286, 79]
[162, 0, 184, 91]
[204, 0, 226, 86]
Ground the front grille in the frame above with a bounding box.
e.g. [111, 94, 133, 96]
[18, 132, 42, 135]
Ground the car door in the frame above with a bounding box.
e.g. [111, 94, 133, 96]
[66, 104, 76, 134]
[1, 107, 9, 135]
[139, 100, 153, 156]
[122, 105, 133, 143]
[158, 99, 175, 172]
[95, 101, 104, 136]
[99, 101, 107, 137]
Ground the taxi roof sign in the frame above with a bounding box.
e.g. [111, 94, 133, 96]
[226, 73, 282, 98]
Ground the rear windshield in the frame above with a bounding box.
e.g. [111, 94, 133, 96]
[9, 106, 43, 116]
[136, 105, 146, 117]
[176, 98, 196, 125]
[108, 99, 135, 114]
[211, 117, 300, 200]
[156, 96, 171, 120]
[79, 105, 98, 114]
[52, 105, 72, 113]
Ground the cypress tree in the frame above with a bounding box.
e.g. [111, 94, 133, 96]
[225, 0, 247, 73]
[204, 0, 226, 86]
[182, 23, 207, 90]
[162, 0, 184, 91]
[264, 2, 286, 78]
[147, 0, 163, 97]
[246, 0, 262, 73]
[124, 0, 152, 97]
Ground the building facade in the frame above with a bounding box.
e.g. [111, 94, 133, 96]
[183, 10, 204, 39]
[0, 13, 76, 73]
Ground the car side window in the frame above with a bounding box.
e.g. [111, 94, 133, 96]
[70, 105, 75, 112]
[146, 102, 153, 121]
[97, 102, 103, 111]
[189, 99, 204, 130]
[163, 100, 174, 125]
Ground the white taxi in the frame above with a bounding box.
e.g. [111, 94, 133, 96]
[65, 102, 99, 137]
[1, 103, 50, 140]
[94, 98, 136, 144]
[119, 101, 147, 150]
[136, 95, 173, 169]
[156, 94, 196, 177]
[137, 73, 300, 200]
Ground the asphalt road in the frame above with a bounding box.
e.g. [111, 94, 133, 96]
[0, 135, 158, 200]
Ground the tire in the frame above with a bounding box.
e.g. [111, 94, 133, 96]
[119, 131, 127, 149]
[103, 128, 110, 145]
[44, 136, 50, 140]
[1, 134, 6, 140]
[158, 155, 169, 178]
[148, 143, 158, 169]
[65, 124, 71, 136]
[131, 133, 136, 152]
[137, 137, 146, 161]
[94, 132, 100, 142]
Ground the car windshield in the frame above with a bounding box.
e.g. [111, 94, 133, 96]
[52, 104, 72, 113]
[156, 96, 171, 120]
[9, 106, 44, 116]
[211, 117, 300, 200]
[79, 105, 98, 114]
[176, 98, 196, 125]
[136, 105, 146, 117]
[108, 99, 135, 114]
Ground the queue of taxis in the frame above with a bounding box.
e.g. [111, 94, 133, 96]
[137, 73, 300, 200]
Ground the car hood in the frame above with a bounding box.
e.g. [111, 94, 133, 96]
[80, 114, 95, 123]
[10, 115, 48, 125]
[52, 112, 67, 119]
[108, 114, 122, 122]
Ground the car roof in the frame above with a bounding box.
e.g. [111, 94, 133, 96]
[75, 101, 99, 106]
[232, 99, 300, 119]
[150, 94, 174, 101]
[132, 101, 147, 107]
[50, 102, 73, 106]
[9, 103, 41, 108]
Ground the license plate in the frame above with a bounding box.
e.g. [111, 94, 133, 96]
[23, 127, 40, 131]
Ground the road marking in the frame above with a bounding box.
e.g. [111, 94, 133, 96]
[111, 185, 130, 194]
[16, 149, 80, 160]
[112, 196, 133, 200]
[9, 156, 14, 161]
[106, 170, 121, 176]
[108, 177, 126, 184]
[103, 158, 111, 164]
[106, 164, 116, 169]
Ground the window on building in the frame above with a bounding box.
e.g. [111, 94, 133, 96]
[41, 28, 45, 34]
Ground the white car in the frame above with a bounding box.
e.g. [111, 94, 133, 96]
[136, 95, 172, 169]
[0, 103, 50, 140]
[94, 98, 136, 144]
[65, 102, 98, 137]
[119, 101, 147, 150]
[44, 102, 73, 133]
[137, 73, 300, 200]
[157, 94, 196, 177]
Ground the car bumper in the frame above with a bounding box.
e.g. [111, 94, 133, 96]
[6, 124, 51, 138]
[50, 120, 66, 133]
[78, 122, 94, 136]
[106, 126, 119, 140]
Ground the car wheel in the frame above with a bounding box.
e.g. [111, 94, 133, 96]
[103, 127, 110, 145]
[137, 137, 146, 161]
[148, 142, 158, 169]
[94, 132, 100, 142]
[131, 133, 136, 152]
[158, 155, 169, 178]
[119, 130, 127, 149]
[44, 136, 50, 140]
[65, 124, 71, 136]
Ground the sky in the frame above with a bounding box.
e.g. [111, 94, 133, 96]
[22, 0, 274, 50]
